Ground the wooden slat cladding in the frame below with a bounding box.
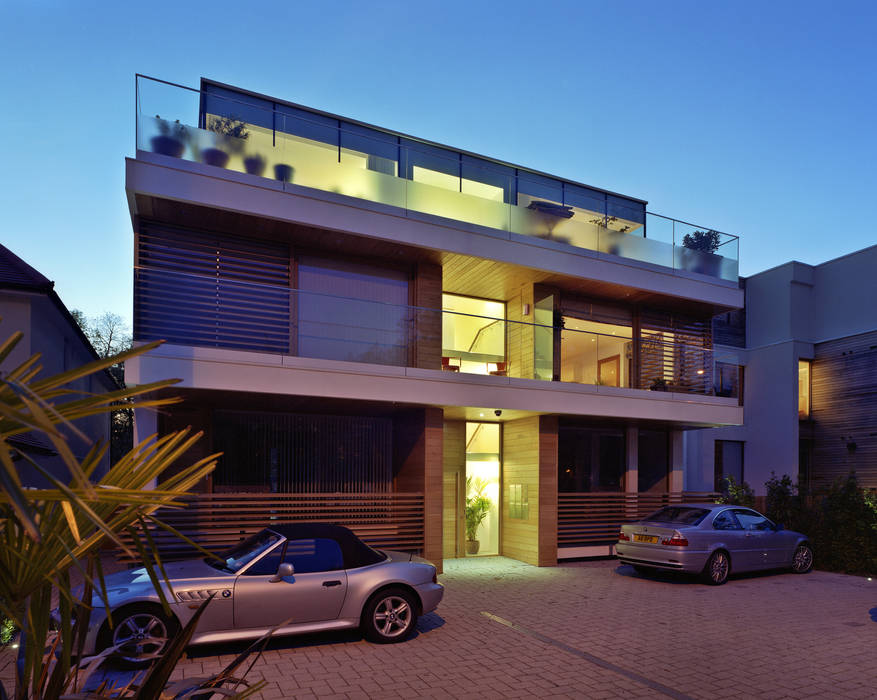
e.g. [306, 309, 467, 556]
[558, 492, 719, 545]
[502, 416, 545, 565]
[639, 311, 712, 394]
[136, 223, 291, 353]
[118, 492, 424, 561]
[810, 329, 877, 488]
[212, 410, 392, 493]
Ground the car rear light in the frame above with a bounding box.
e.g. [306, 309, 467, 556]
[662, 532, 689, 546]
[618, 530, 630, 542]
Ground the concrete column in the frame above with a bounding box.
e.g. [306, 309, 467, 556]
[670, 430, 684, 494]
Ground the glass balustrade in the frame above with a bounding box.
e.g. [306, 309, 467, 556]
[135, 266, 725, 397]
[135, 75, 740, 282]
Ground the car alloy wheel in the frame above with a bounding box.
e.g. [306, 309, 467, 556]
[111, 610, 172, 662]
[792, 544, 814, 574]
[363, 588, 418, 643]
[703, 550, 730, 585]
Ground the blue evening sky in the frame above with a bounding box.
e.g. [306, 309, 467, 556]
[1, 1, 875, 326]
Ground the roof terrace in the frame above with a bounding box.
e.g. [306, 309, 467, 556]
[135, 75, 739, 282]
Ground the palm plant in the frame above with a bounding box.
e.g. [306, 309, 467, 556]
[465, 477, 492, 545]
[0, 324, 265, 699]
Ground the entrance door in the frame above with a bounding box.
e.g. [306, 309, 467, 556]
[465, 422, 501, 556]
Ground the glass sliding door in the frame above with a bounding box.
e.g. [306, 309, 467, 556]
[464, 422, 500, 556]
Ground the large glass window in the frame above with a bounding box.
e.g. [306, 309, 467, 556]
[638, 430, 669, 492]
[714, 440, 744, 491]
[297, 257, 409, 365]
[442, 294, 506, 375]
[798, 359, 812, 418]
[561, 318, 632, 387]
[558, 427, 625, 492]
[465, 423, 500, 556]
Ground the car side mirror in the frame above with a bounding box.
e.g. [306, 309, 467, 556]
[774, 523, 784, 531]
[269, 562, 294, 582]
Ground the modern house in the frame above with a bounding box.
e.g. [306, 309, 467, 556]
[687, 245, 877, 495]
[124, 76, 744, 569]
[0, 244, 116, 485]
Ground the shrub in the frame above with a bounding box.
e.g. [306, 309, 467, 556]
[717, 475, 755, 507]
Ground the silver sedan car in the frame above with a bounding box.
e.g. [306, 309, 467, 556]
[78, 523, 443, 660]
[615, 503, 813, 585]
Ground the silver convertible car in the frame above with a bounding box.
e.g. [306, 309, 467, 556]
[76, 523, 443, 660]
[615, 503, 813, 585]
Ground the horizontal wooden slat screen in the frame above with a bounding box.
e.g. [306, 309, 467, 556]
[640, 311, 712, 394]
[135, 223, 291, 353]
[118, 492, 424, 562]
[811, 329, 877, 489]
[557, 492, 719, 546]
[212, 410, 393, 493]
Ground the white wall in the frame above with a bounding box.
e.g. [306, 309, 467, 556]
[685, 245, 877, 496]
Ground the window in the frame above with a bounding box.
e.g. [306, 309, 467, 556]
[244, 538, 345, 575]
[715, 362, 741, 399]
[558, 427, 625, 492]
[638, 430, 669, 492]
[714, 440, 744, 491]
[712, 510, 742, 531]
[442, 294, 506, 375]
[798, 359, 812, 418]
[643, 507, 709, 525]
[733, 509, 773, 531]
[561, 317, 632, 387]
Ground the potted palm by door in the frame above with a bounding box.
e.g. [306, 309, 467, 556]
[465, 477, 492, 555]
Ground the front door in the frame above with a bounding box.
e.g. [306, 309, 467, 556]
[233, 537, 348, 628]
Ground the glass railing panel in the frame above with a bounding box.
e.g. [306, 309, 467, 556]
[135, 76, 740, 282]
[135, 266, 722, 395]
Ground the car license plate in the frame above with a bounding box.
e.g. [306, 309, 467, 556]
[633, 534, 659, 544]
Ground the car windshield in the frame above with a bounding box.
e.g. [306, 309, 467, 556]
[206, 530, 283, 573]
[642, 507, 710, 526]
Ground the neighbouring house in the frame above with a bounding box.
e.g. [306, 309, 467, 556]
[124, 76, 745, 569]
[687, 245, 877, 495]
[0, 243, 117, 486]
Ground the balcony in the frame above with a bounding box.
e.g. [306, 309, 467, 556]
[134, 266, 738, 399]
[135, 75, 739, 282]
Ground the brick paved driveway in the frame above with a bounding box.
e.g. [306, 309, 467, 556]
[3, 557, 875, 698]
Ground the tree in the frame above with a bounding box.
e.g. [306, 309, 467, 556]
[70, 311, 133, 464]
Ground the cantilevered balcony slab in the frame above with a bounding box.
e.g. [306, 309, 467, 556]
[126, 155, 743, 312]
[127, 343, 743, 429]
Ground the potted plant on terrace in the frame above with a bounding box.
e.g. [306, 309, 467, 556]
[681, 229, 721, 275]
[465, 476, 492, 555]
[151, 115, 188, 158]
[203, 115, 249, 168]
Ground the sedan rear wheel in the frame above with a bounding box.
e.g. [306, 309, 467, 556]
[362, 588, 418, 643]
[792, 544, 814, 574]
[702, 550, 730, 585]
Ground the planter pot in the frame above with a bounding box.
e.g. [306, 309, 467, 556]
[202, 148, 230, 168]
[274, 163, 294, 182]
[244, 155, 266, 176]
[151, 136, 185, 158]
[465, 540, 480, 555]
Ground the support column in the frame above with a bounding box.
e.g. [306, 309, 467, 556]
[537, 415, 558, 567]
[670, 429, 684, 495]
[423, 407, 444, 572]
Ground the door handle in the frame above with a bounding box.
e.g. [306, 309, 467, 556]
[322, 580, 342, 587]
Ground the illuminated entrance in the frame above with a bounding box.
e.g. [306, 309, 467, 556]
[464, 422, 501, 556]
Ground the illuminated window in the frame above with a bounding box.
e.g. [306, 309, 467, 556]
[441, 294, 506, 375]
[798, 360, 811, 419]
